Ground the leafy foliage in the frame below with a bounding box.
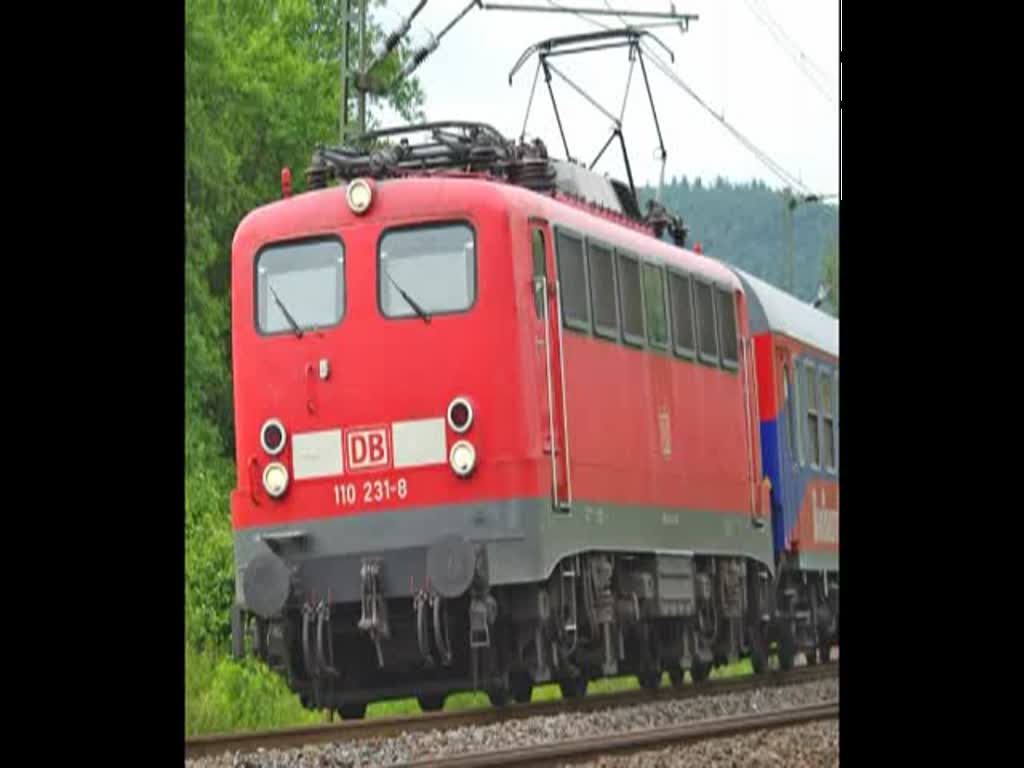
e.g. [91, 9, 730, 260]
[186, 643, 321, 736]
[185, 0, 425, 651]
[822, 235, 839, 317]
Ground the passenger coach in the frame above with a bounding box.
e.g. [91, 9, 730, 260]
[734, 268, 839, 667]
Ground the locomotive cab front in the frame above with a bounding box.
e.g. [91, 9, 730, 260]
[229, 176, 545, 714]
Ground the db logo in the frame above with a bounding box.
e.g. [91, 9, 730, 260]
[345, 426, 390, 472]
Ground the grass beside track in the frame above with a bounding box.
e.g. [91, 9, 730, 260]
[369, 658, 755, 718]
[186, 642, 757, 736]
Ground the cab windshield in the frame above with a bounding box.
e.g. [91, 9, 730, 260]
[378, 222, 476, 319]
[255, 237, 345, 334]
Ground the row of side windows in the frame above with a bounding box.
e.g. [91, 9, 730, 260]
[784, 360, 839, 473]
[553, 228, 740, 370]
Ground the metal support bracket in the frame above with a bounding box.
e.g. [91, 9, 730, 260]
[357, 559, 389, 668]
[469, 596, 495, 649]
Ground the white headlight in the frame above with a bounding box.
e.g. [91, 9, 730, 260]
[449, 440, 477, 478]
[262, 462, 290, 498]
[346, 178, 373, 214]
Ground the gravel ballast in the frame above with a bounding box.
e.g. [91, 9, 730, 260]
[570, 720, 840, 767]
[188, 677, 838, 768]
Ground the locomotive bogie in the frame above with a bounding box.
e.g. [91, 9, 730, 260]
[239, 549, 775, 713]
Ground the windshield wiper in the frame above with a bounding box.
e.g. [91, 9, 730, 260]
[384, 269, 431, 324]
[267, 281, 304, 338]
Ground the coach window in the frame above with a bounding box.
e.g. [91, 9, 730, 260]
[668, 270, 696, 359]
[256, 237, 345, 335]
[694, 279, 719, 366]
[791, 359, 805, 466]
[587, 240, 619, 340]
[555, 229, 591, 331]
[616, 251, 645, 347]
[805, 363, 820, 468]
[833, 370, 839, 472]
[643, 262, 669, 350]
[821, 370, 836, 472]
[531, 229, 547, 317]
[716, 287, 739, 370]
[379, 222, 475, 318]
[784, 364, 799, 462]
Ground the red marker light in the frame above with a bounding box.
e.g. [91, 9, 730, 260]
[450, 401, 470, 430]
[447, 397, 474, 434]
[281, 167, 292, 198]
[694, 241, 703, 254]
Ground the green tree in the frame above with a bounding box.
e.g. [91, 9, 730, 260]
[185, 0, 425, 649]
[822, 234, 839, 317]
[639, 179, 838, 301]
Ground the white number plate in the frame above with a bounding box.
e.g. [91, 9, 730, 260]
[333, 478, 408, 507]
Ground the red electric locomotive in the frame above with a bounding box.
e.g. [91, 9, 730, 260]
[228, 122, 789, 716]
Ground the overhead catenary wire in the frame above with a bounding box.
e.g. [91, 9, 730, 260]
[364, 1, 826, 198]
[741, 0, 836, 105]
[540, 0, 814, 195]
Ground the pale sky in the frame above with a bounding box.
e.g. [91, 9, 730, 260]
[372, 0, 840, 200]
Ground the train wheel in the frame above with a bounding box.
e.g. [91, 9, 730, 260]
[667, 667, 685, 687]
[418, 694, 446, 712]
[690, 657, 711, 683]
[510, 669, 533, 704]
[749, 624, 770, 675]
[819, 639, 833, 664]
[637, 668, 662, 690]
[338, 702, 367, 720]
[487, 687, 509, 708]
[558, 676, 588, 699]
[778, 629, 797, 671]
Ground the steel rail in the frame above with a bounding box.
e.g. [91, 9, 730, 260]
[398, 700, 839, 767]
[185, 663, 837, 760]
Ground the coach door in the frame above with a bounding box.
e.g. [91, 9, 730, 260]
[530, 219, 571, 512]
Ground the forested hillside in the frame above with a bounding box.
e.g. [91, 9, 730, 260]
[639, 178, 839, 312]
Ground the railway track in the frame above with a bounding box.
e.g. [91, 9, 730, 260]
[185, 663, 838, 761]
[399, 701, 839, 767]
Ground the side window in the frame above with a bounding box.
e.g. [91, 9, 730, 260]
[805, 363, 820, 467]
[716, 287, 739, 370]
[642, 262, 669, 349]
[555, 229, 590, 331]
[531, 229, 547, 318]
[695, 279, 719, 365]
[784, 364, 798, 461]
[668, 271, 696, 359]
[587, 241, 619, 340]
[821, 370, 835, 471]
[833, 369, 839, 472]
[793, 358, 805, 466]
[616, 251, 645, 346]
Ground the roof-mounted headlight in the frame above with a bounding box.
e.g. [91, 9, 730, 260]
[346, 178, 374, 215]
